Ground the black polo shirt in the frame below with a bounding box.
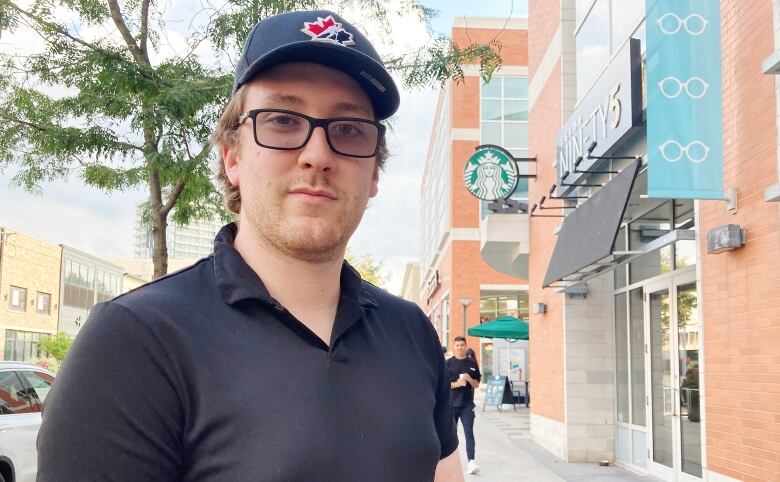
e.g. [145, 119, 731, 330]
[446, 356, 481, 408]
[37, 224, 457, 482]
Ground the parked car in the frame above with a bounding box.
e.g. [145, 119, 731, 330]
[0, 362, 55, 482]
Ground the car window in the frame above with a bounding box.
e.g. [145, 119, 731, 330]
[0, 370, 35, 414]
[21, 370, 55, 406]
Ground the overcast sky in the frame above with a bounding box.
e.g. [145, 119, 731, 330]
[0, 0, 527, 294]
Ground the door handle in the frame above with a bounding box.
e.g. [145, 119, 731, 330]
[663, 387, 673, 416]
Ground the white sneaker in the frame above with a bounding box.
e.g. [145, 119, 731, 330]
[466, 459, 480, 475]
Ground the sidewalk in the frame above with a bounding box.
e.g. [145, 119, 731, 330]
[455, 403, 652, 481]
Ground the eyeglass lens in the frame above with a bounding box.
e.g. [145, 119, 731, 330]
[253, 110, 380, 157]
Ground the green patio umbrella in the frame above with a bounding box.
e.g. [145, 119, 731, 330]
[468, 316, 529, 341]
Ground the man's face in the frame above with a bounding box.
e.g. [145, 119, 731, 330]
[453, 341, 467, 358]
[224, 62, 380, 262]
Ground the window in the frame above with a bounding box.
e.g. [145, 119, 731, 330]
[575, 0, 646, 99]
[480, 76, 530, 218]
[614, 288, 647, 428]
[615, 292, 629, 423]
[21, 370, 54, 406]
[479, 293, 529, 322]
[8, 286, 27, 311]
[36, 292, 51, 315]
[441, 297, 450, 349]
[0, 371, 35, 414]
[4, 330, 45, 362]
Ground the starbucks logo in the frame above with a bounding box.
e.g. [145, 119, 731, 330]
[463, 148, 519, 201]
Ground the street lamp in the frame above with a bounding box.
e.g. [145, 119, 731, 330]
[458, 298, 473, 338]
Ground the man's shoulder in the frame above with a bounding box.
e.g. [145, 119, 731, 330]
[112, 256, 215, 314]
[360, 280, 425, 317]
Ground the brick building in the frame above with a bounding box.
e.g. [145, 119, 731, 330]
[521, 1, 780, 481]
[418, 17, 531, 381]
[0, 228, 61, 361]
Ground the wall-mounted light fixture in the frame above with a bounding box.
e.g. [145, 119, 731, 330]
[532, 302, 547, 314]
[707, 224, 747, 254]
[573, 155, 619, 175]
[530, 204, 565, 218]
[561, 170, 603, 188]
[537, 195, 576, 211]
[549, 184, 588, 200]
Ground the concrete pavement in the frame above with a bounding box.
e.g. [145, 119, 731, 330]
[455, 404, 653, 481]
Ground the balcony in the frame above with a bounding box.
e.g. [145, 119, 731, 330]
[479, 212, 530, 280]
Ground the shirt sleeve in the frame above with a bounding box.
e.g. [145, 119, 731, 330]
[37, 301, 183, 481]
[472, 358, 482, 382]
[426, 322, 458, 459]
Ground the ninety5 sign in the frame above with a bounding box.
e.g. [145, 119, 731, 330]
[555, 39, 642, 190]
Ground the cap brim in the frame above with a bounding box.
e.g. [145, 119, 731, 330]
[234, 41, 400, 120]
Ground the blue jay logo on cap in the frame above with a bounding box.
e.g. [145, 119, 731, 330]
[301, 15, 356, 47]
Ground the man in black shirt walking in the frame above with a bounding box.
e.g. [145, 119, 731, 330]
[447, 336, 482, 475]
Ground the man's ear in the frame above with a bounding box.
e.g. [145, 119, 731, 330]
[223, 144, 240, 187]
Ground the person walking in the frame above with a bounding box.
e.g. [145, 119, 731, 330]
[447, 336, 482, 475]
[37, 10, 462, 482]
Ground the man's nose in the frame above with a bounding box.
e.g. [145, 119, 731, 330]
[298, 127, 336, 171]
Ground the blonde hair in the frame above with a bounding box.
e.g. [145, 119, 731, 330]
[211, 86, 389, 214]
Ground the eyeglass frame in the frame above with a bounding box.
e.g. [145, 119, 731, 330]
[237, 108, 386, 159]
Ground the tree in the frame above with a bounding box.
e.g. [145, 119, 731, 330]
[346, 248, 387, 288]
[0, 0, 503, 278]
[40, 332, 74, 363]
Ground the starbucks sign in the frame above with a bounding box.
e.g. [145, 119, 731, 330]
[463, 146, 519, 201]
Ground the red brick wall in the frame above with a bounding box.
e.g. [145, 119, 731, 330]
[700, 1, 780, 480]
[528, 0, 560, 76]
[452, 27, 528, 67]
[527, 59, 565, 424]
[527, 0, 566, 425]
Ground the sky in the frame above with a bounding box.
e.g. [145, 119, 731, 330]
[0, 0, 527, 294]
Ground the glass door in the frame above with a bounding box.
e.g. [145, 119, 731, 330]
[646, 273, 702, 481]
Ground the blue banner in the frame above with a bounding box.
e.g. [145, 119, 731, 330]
[646, 0, 723, 199]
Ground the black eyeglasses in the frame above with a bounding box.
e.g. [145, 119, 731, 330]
[238, 109, 385, 158]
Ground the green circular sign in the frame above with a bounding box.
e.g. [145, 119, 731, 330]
[463, 147, 519, 201]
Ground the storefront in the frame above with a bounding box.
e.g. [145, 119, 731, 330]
[527, 1, 780, 480]
[417, 17, 531, 361]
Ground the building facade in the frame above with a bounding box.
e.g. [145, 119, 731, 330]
[133, 204, 223, 260]
[59, 246, 124, 338]
[419, 17, 531, 379]
[0, 228, 61, 361]
[519, 1, 780, 480]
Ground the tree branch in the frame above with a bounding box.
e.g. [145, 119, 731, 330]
[106, 0, 147, 65]
[0, 111, 144, 152]
[7, 1, 154, 80]
[160, 179, 186, 217]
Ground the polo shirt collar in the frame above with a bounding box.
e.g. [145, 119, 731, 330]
[213, 223, 377, 310]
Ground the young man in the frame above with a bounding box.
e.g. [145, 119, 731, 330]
[447, 337, 482, 475]
[37, 10, 462, 481]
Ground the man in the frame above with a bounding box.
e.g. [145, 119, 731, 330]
[37, 10, 462, 481]
[447, 337, 482, 475]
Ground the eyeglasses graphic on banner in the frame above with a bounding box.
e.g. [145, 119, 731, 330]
[658, 140, 710, 163]
[657, 12, 708, 35]
[658, 76, 709, 99]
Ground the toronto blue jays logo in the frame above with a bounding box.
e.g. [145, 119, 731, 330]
[301, 15, 356, 46]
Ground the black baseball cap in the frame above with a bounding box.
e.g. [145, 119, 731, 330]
[233, 10, 400, 120]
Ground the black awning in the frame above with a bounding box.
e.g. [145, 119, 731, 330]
[543, 158, 642, 287]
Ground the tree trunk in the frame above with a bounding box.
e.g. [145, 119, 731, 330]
[151, 208, 168, 279]
[148, 164, 168, 279]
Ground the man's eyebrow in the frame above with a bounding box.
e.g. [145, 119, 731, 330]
[260, 93, 305, 106]
[333, 102, 373, 118]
